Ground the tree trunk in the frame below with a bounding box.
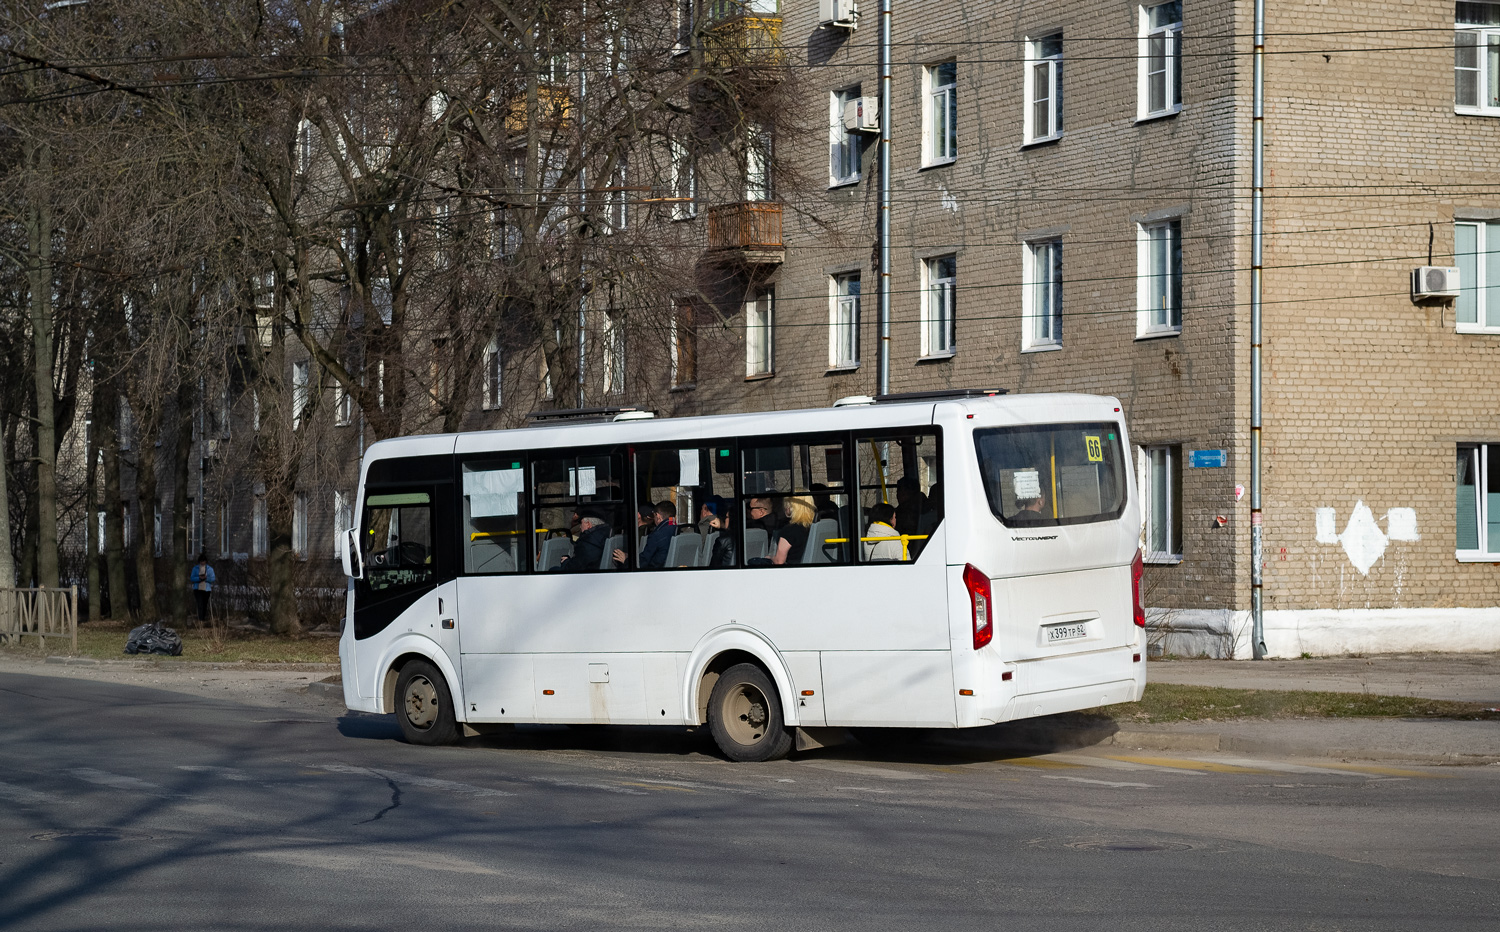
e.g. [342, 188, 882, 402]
[168, 380, 195, 625]
[266, 489, 299, 636]
[85, 401, 100, 624]
[98, 390, 129, 621]
[132, 440, 161, 621]
[0, 417, 14, 591]
[27, 141, 58, 589]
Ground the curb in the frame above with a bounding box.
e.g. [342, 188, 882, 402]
[1081, 727, 1500, 766]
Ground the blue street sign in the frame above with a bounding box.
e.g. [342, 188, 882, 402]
[1190, 449, 1227, 468]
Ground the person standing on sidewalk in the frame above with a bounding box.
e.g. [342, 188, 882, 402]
[189, 554, 216, 623]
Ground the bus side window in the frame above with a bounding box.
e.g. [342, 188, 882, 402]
[531, 449, 627, 572]
[854, 432, 942, 562]
[361, 491, 435, 591]
[633, 444, 737, 568]
[741, 436, 852, 566]
[461, 460, 526, 574]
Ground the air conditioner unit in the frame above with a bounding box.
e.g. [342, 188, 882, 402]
[842, 97, 879, 133]
[1411, 265, 1460, 301]
[819, 0, 858, 28]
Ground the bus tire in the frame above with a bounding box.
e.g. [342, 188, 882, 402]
[707, 663, 793, 762]
[395, 659, 459, 746]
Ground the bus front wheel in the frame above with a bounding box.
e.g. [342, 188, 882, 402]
[707, 663, 793, 762]
[395, 659, 459, 746]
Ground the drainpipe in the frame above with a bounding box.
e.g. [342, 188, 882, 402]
[876, 0, 891, 397]
[1250, 0, 1268, 659]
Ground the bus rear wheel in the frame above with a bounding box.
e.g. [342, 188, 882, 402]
[395, 659, 459, 746]
[707, 663, 793, 762]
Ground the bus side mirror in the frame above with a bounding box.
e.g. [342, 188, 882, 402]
[341, 528, 363, 579]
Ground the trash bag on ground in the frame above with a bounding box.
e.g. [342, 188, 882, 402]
[124, 622, 184, 656]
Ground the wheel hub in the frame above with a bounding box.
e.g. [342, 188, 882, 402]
[404, 675, 439, 729]
[724, 684, 769, 744]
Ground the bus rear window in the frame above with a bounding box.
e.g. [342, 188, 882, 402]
[974, 423, 1127, 527]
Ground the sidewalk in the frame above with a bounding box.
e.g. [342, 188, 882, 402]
[1147, 652, 1500, 705]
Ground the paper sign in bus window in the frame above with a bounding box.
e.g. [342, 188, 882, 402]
[568, 466, 597, 496]
[464, 468, 523, 516]
[1014, 470, 1043, 500]
[1084, 435, 1104, 463]
[678, 449, 700, 488]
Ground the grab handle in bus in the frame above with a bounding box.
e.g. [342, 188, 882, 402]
[341, 528, 364, 580]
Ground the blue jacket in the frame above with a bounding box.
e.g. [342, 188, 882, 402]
[639, 521, 675, 569]
[189, 564, 216, 591]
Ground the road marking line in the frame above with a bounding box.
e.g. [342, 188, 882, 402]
[69, 768, 168, 792]
[1103, 755, 1275, 774]
[800, 761, 930, 781]
[1041, 775, 1156, 788]
[996, 757, 1088, 770]
[619, 782, 695, 793]
[832, 785, 897, 794]
[1298, 762, 1449, 779]
[0, 780, 58, 805]
[1207, 757, 1384, 778]
[1044, 753, 1207, 775]
[314, 763, 517, 797]
[176, 765, 254, 781]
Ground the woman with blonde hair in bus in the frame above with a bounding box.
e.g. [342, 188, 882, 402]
[769, 493, 816, 565]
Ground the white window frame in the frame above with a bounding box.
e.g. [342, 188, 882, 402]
[745, 125, 773, 201]
[1138, 2, 1183, 120]
[669, 137, 696, 220]
[1136, 218, 1183, 338]
[1022, 239, 1063, 352]
[606, 157, 629, 234]
[482, 337, 503, 409]
[602, 313, 626, 396]
[334, 381, 353, 426]
[1024, 35, 1063, 144]
[1139, 445, 1183, 563]
[291, 360, 309, 430]
[745, 288, 774, 377]
[293, 491, 309, 559]
[671, 299, 696, 387]
[830, 85, 863, 186]
[1457, 443, 1500, 559]
[1455, 219, 1500, 333]
[829, 272, 861, 369]
[333, 491, 352, 560]
[252, 497, 268, 558]
[1456, 2, 1500, 114]
[921, 255, 957, 358]
[922, 62, 957, 166]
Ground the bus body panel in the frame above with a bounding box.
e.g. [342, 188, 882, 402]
[364, 630, 467, 716]
[684, 626, 802, 727]
[821, 651, 957, 727]
[459, 653, 536, 721]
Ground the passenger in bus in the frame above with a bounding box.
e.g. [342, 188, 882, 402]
[707, 506, 737, 567]
[863, 502, 904, 562]
[558, 507, 617, 572]
[769, 494, 816, 565]
[745, 497, 780, 532]
[638, 501, 677, 569]
[613, 504, 656, 567]
[893, 477, 929, 536]
[1011, 491, 1050, 526]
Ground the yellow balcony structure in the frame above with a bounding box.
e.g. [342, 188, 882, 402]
[706, 201, 784, 265]
[702, 15, 785, 72]
[505, 84, 573, 134]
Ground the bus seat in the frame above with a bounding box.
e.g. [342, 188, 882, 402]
[540, 536, 573, 571]
[601, 534, 625, 569]
[698, 531, 719, 566]
[469, 538, 517, 574]
[744, 528, 769, 561]
[665, 531, 701, 568]
[802, 518, 844, 564]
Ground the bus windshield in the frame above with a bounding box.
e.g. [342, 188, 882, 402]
[974, 422, 1127, 527]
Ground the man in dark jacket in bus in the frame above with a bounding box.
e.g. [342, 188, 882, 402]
[638, 501, 677, 569]
[559, 507, 616, 572]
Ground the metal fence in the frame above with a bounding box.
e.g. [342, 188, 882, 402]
[0, 586, 78, 652]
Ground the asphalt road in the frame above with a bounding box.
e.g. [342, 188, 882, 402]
[2, 670, 1498, 931]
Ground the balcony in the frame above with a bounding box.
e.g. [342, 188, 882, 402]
[706, 201, 784, 265]
[505, 84, 573, 134]
[702, 15, 784, 72]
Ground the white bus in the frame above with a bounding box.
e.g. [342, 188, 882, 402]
[337, 390, 1146, 761]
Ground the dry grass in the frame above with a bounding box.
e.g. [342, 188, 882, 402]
[1097, 683, 1500, 724]
[1, 619, 340, 665]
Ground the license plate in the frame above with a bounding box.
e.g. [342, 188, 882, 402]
[1046, 622, 1088, 642]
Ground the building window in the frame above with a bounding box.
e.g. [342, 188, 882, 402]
[334, 382, 352, 426]
[1456, 219, 1500, 332]
[671, 298, 697, 387]
[1456, 2, 1500, 113]
[1140, 445, 1183, 562]
[830, 272, 861, 368]
[830, 86, 864, 185]
[670, 137, 696, 220]
[1022, 239, 1063, 351]
[153, 502, 162, 557]
[746, 288, 774, 376]
[1025, 35, 1063, 143]
[1140, 2, 1183, 119]
[291, 360, 309, 430]
[293, 492, 308, 558]
[1137, 219, 1182, 337]
[333, 491, 352, 559]
[609, 157, 629, 233]
[745, 125, 773, 201]
[602, 313, 626, 396]
[923, 62, 957, 166]
[296, 118, 313, 174]
[1458, 444, 1500, 557]
[218, 502, 228, 555]
[252, 498, 267, 557]
[482, 338, 503, 409]
[921, 255, 957, 357]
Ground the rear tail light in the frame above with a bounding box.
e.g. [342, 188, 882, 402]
[963, 563, 993, 650]
[1131, 549, 1146, 628]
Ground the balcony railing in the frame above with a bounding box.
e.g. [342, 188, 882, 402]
[706, 201, 784, 264]
[505, 84, 573, 133]
[702, 15, 784, 71]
